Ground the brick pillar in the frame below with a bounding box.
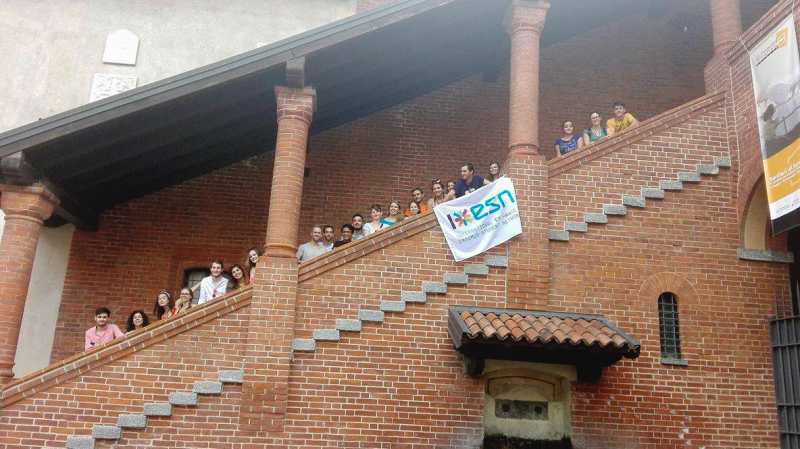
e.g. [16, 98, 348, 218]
[503, 1, 549, 310]
[710, 0, 742, 57]
[0, 184, 57, 384]
[240, 86, 314, 434]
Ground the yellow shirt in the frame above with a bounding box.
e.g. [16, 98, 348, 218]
[606, 113, 636, 133]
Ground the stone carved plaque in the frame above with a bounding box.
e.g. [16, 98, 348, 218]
[89, 74, 137, 102]
[102, 29, 139, 65]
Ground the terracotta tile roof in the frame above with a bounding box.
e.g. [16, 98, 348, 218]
[448, 306, 640, 359]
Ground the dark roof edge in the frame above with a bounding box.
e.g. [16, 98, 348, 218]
[0, 0, 460, 156]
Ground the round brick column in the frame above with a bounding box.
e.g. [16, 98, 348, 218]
[710, 0, 742, 55]
[505, 0, 549, 158]
[264, 86, 316, 258]
[0, 184, 57, 383]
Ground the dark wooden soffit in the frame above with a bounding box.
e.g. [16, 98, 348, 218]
[0, 0, 641, 230]
[447, 306, 641, 381]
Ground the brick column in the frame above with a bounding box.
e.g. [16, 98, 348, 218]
[240, 86, 314, 433]
[264, 86, 316, 258]
[0, 184, 57, 384]
[503, 1, 549, 310]
[710, 0, 742, 56]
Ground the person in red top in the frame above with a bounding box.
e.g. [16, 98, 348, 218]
[153, 291, 176, 320]
[84, 307, 124, 350]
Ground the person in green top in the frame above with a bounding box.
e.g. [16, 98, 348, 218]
[583, 111, 608, 143]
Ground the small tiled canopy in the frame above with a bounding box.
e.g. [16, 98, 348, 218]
[447, 306, 640, 382]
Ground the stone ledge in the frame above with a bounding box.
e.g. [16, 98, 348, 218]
[714, 156, 732, 168]
[696, 164, 720, 175]
[336, 319, 362, 332]
[402, 291, 427, 303]
[313, 329, 340, 341]
[660, 357, 690, 366]
[168, 392, 198, 406]
[381, 300, 406, 313]
[218, 370, 243, 384]
[117, 414, 147, 429]
[642, 188, 665, 199]
[603, 205, 627, 216]
[622, 196, 646, 208]
[464, 264, 489, 275]
[1, 287, 253, 408]
[193, 381, 223, 394]
[548, 230, 569, 241]
[584, 213, 608, 224]
[659, 180, 683, 191]
[143, 402, 173, 417]
[443, 273, 469, 285]
[485, 255, 508, 268]
[92, 426, 121, 440]
[359, 310, 385, 322]
[66, 436, 95, 449]
[737, 248, 794, 264]
[678, 172, 701, 183]
[292, 339, 316, 352]
[564, 222, 587, 232]
[422, 281, 447, 294]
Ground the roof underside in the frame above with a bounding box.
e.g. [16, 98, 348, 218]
[0, 0, 641, 229]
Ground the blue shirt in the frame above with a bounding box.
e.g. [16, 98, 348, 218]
[555, 135, 581, 155]
[454, 175, 485, 198]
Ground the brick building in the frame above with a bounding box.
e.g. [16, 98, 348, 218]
[0, 0, 795, 447]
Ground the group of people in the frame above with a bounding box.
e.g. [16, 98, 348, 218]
[84, 249, 266, 350]
[296, 161, 500, 262]
[554, 102, 638, 156]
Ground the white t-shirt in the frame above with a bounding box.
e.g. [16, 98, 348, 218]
[363, 222, 384, 235]
[198, 276, 228, 305]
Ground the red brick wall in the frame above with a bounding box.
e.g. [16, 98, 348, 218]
[547, 104, 786, 447]
[0, 306, 250, 447]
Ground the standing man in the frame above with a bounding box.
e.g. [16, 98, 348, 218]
[406, 188, 429, 216]
[444, 163, 491, 200]
[606, 101, 638, 136]
[322, 225, 336, 252]
[197, 260, 228, 305]
[296, 225, 328, 262]
[352, 214, 369, 240]
[84, 307, 124, 350]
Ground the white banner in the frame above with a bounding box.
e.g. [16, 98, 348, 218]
[751, 13, 800, 234]
[434, 177, 522, 261]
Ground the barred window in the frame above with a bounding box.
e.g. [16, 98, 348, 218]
[658, 292, 681, 359]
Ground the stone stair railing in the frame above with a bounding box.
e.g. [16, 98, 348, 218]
[291, 254, 509, 353]
[65, 370, 244, 449]
[547, 157, 731, 242]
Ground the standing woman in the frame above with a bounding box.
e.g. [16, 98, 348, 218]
[427, 180, 448, 210]
[487, 162, 501, 182]
[554, 120, 583, 156]
[582, 112, 608, 144]
[245, 247, 261, 284]
[381, 201, 404, 227]
[230, 264, 248, 291]
[174, 287, 193, 314]
[153, 291, 175, 320]
[125, 310, 149, 334]
[363, 205, 385, 234]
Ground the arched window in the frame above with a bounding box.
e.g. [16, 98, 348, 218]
[658, 292, 681, 360]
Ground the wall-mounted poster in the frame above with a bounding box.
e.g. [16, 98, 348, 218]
[751, 14, 800, 234]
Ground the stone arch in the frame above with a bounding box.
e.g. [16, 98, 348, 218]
[639, 272, 699, 307]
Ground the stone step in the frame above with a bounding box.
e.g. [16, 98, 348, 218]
[659, 180, 683, 191]
[169, 391, 198, 406]
[696, 164, 720, 175]
[381, 300, 406, 313]
[401, 291, 427, 303]
[443, 273, 468, 285]
[464, 263, 489, 276]
[714, 156, 731, 167]
[641, 188, 665, 199]
[422, 281, 447, 294]
[336, 319, 362, 332]
[484, 255, 508, 268]
[622, 195, 646, 208]
[677, 172, 701, 183]
[584, 213, 608, 224]
[116, 414, 147, 429]
[92, 426, 121, 440]
[218, 370, 243, 384]
[359, 310, 384, 322]
[564, 221, 587, 232]
[313, 329, 340, 341]
[143, 402, 173, 417]
[193, 381, 223, 394]
[291, 339, 316, 352]
[602, 205, 627, 216]
[548, 230, 569, 241]
[66, 436, 95, 449]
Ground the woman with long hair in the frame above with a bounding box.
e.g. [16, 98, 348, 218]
[230, 264, 248, 290]
[125, 310, 149, 334]
[406, 201, 421, 219]
[245, 247, 261, 284]
[427, 180, 448, 210]
[487, 162, 501, 182]
[381, 201, 404, 226]
[363, 204, 386, 234]
[174, 287, 193, 314]
[153, 291, 175, 320]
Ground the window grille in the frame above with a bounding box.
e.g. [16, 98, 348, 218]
[183, 269, 209, 306]
[658, 292, 681, 359]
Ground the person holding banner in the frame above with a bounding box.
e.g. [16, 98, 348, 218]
[444, 163, 491, 200]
